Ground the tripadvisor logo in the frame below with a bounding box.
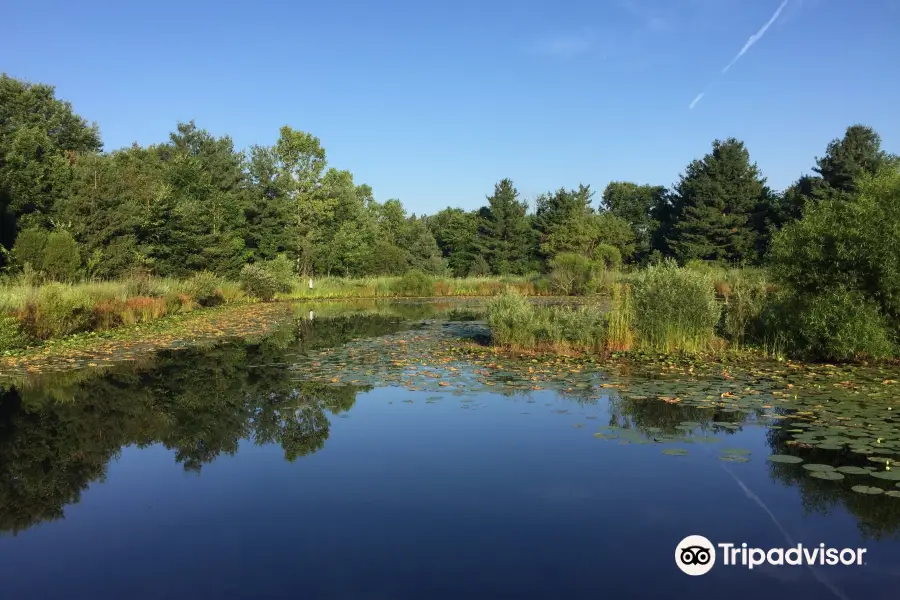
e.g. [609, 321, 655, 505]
[675, 535, 867, 576]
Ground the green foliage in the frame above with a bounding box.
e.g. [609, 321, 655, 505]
[592, 244, 622, 270]
[42, 230, 81, 282]
[263, 254, 295, 293]
[392, 270, 434, 297]
[763, 287, 894, 361]
[548, 253, 595, 296]
[667, 138, 771, 264]
[721, 269, 769, 346]
[10, 228, 47, 271]
[0, 313, 30, 352]
[631, 259, 721, 353]
[240, 264, 281, 301]
[767, 167, 900, 360]
[477, 179, 535, 275]
[601, 182, 665, 261]
[184, 271, 223, 307]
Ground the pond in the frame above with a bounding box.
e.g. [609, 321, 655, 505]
[1, 300, 899, 600]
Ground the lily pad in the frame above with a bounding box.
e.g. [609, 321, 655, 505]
[662, 448, 689, 456]
[869, 471, 900, 481]
[836, 466, 871, 475]
[886, 491, 900, 498]
[809, 471, 844, 481]
[719, 455, 751, 463]
[851, 485, 884, 495]
[802, 464, 836, 472]
[768, 454, 804, 464]
[721, 448, 752, 455]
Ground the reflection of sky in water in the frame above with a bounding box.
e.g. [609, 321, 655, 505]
[0, 383, 898, 599]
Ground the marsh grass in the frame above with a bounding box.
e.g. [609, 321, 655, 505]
[631, 260, 722, 353]
[486, 291, 608, 353]
[0, 275, 250, 351]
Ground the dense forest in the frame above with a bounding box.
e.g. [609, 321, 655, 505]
[2, 73, 896, 282]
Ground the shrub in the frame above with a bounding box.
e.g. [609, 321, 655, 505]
[592, 244, 622, 271]
[763, 287, 894, 361]
[631, 259, 721, 353]
[184, 271, 223, 307]
[392, 270, 434, 297]
[768, 167, 900, 359]
[19, 283, 95, 339]
[548, 252, 594, 296]
[0, 314, 30, 352]
[11, 228, 48, 272]
[42, 231, 81, 282]
[240, 264, 280, 301]
[264, 254, 295, 293]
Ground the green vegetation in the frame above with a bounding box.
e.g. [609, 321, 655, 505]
[2, 72, 899, 361]
[630, 260, 721, 353]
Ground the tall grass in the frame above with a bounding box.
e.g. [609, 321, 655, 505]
[0, 276, 250, 351]
[486, 291, 608, 353]
[607, 283, 634, 351]
[631, 260, 722, 353]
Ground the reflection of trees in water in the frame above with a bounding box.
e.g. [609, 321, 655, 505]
[765, 426, 900, 541]
[606, 391, 755, 436]
[0, 314, 403, 536]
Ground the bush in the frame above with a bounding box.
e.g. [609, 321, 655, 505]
[767, 167, 900, 359]
[631, 259, 721, 353]
[264, 254, 295, 293]
[240, 264, 281, 301]
[18, 283, 95, 339]
[184, 271, 223, 307]
[763, 287, 894, 361]
[0, 314, 30, 352]
[548, 253, 594, 296]
[11, 228, 48, 272]
[592, 244, 622, 271]
[392, 270, 434, 297]
[42, 231, 81, 282]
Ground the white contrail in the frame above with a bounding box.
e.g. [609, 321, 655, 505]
[722, 0, 789, 74]
[688, 92, 705, 109]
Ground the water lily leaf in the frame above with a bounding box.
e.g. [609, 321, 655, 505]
[836, 466, 871, 475]
[810, 471, 844, 481]
[869, 471, 900, 481]
[802, 464, 836, 472]
[885, 491, 900, 498]
[768, 454, 804, 464]
[662, 448, 689, 456]
[719, 455, 751, 463]
[851, 485, 884, 495]
[721, 448, 752, 455]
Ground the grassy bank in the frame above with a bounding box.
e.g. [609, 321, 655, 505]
[0, 271, 550, 353]
[280, 273, 548, 299]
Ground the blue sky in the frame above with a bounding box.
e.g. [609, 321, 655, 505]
[5, 0, 899, 214]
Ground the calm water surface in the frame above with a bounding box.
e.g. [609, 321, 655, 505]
[1, 302, 898, 599]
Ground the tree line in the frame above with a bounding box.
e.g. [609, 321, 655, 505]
[1, 73, 896, 281]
